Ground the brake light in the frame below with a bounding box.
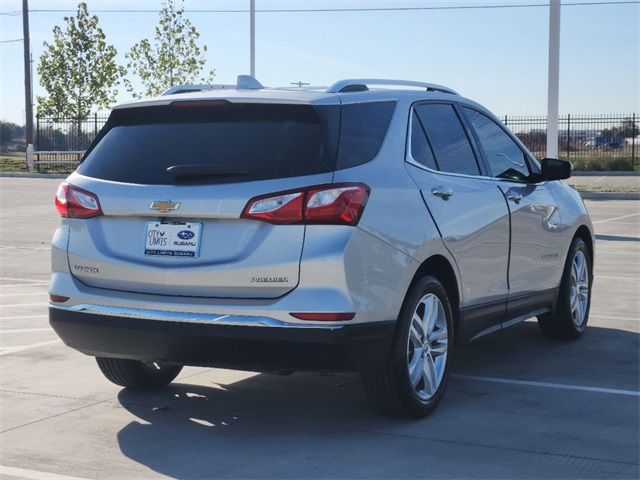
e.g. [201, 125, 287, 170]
[55, 182, 103, 219]
[241, 183, 370, 225]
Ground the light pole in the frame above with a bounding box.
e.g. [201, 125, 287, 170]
[22, 0, 33, 147]
[250, 0, 255, 77]
[546, 0, 561, 158]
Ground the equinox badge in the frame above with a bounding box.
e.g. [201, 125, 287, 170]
[150, 200, 181, 213]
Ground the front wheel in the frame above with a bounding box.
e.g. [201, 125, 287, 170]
[96, 357, 183, 390]
[362, 276, 454, 418]
[538, 237, 592, 339]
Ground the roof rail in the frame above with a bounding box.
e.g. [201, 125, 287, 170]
[162, 75, 265, 96]
[326, 79, 458, 95]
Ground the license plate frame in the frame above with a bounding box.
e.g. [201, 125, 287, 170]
[144, 221, 202, 258]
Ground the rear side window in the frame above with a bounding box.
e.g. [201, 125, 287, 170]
[78, 103, 339, 185]
[336, 101, 395, 169]
[463, 107, 530, 182]
[414, 104, 479, 176]
[410, 111, 438, 170]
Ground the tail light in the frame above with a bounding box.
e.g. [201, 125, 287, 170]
[241, 183, 370, 225]
[55, 182, 103, 219]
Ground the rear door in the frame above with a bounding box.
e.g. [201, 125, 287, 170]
[406, 102, 511, 337]
[67, 102, 338, 298]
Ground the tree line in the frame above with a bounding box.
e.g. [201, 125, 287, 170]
[37, 0, 215, 120]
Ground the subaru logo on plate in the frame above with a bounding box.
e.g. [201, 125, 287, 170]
[177, 230, 195, 240]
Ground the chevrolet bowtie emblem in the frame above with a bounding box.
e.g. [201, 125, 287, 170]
[150, 200, 181, 213]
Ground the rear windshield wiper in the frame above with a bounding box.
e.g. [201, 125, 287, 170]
[166, 164, 248, 182]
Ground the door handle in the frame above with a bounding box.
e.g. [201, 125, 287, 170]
[431, 186, 454, 199]
[507, 193, 523, 204]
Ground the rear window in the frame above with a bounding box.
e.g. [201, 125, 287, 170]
[79, 101, 395, 185]
[78, 103, 339, 185]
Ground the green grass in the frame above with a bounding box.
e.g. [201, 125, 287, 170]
[571, 156, 637, 172]
[0, 152, 28, 173]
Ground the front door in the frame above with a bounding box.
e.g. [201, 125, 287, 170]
[461, 106, 565, 316]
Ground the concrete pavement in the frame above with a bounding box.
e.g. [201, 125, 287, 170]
[0, 178, 638, 479]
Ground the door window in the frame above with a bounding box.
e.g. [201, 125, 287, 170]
[464, 108, 530, 181]
[410, 111, 438, 170]
[414, 104, 480, 176]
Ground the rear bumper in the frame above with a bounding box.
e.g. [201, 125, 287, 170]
[49, 307, 395, 372]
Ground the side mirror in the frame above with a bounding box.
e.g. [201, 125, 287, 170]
[541, 157, 572, 181]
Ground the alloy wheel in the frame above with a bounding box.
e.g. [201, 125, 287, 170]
[406, 293, 448, 400]
[570, 250, 589, 326]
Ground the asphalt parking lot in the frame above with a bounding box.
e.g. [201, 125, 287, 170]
[0, 177, 638, 479]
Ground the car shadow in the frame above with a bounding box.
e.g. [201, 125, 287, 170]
[115, 321, 639, 478]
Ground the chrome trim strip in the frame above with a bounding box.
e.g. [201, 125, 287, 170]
[50, 303, 344, 330]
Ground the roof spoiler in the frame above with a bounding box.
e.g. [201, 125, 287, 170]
[162, 75, 264, 95]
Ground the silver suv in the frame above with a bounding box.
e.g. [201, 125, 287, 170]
[50, 77, 594, 418]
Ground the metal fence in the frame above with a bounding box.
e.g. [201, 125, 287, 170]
[503, 113, 638, 171]
[36, 113, 109, 152]
[33, 112, 638, 173]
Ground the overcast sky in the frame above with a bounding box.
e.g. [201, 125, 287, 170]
[0, 0, 638, 124]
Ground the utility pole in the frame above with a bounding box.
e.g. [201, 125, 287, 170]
[290, 81, 310, 88]
[546, 0, 561, 158]
[22, 0, 34, 147]
[250, 0, 255, 76]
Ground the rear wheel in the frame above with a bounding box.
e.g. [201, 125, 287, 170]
[96, 357, 183, 390]
[362, 276, 454, 418]
[538, 237, 592, 339]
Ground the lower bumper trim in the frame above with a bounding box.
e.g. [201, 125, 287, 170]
[49, 307, 395, 372]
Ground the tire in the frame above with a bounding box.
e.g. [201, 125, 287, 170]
[95, 357, 183, 390]
[538, 237, 592, 340]
[361, 276, 454, 418]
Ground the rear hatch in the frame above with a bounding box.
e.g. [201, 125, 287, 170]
[67, 101, 339, 298]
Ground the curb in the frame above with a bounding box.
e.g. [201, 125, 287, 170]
[578, 191, 640, 200]
[0, 172, 68, 179]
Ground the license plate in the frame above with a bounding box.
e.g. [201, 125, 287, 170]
[144, 222, 202, 258]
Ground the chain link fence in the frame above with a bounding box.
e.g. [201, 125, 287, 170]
[32, 112, 638, 173]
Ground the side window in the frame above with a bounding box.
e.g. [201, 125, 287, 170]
[410, 111, 438, 170]
[336, 101, 396, 170]
[414, 104, 480, 176]
[464, 108, 530, 181]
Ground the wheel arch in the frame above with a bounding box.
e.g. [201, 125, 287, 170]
[574, 225, 594, 272]
[407, 254, 461, 344]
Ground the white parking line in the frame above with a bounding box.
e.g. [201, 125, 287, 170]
[0, 283, 50, 288]
[592, 212, 640, 225]
[0, 303, 48, 308]
[0, 328, 52, 333]
[0, 465, 90, 480]
[0, 292, 48, 297]
[595, 275, 639, 282]
[0, 314, 48, 320]
[590, 313, 638, 321]
[0, 276, 49, 283]
[596, 251, 640, 255]
[0, 339, 61, 356]
[452, 374, 640, 397]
